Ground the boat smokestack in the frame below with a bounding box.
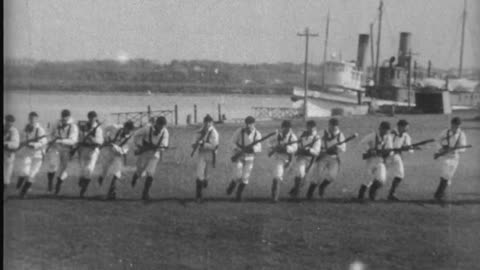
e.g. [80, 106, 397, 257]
[356, 34, 369, 70]
[398, 32, 412, 68]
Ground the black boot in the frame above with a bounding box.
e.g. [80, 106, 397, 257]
[358, 184, 367, 200]
[434, 178, 449, 201]
[289, 177, 302, 199]
[306, 183, 318, 200]
[196, 179, 203, 202]
[107, 176, 117, 200]
[236, 183, 246, 202]
[47, 172, 55, 192]
[226, 180, 237, 195]
[318, 179, 331, 198]
[131, 173, 139, 188]
[16, 176, 26, 190]
[54, 178, 63, 195]
[98, 176, 104, 186]
[142, 176, 153, 201]
[271, 178, 280, 202]
[368, 180, 382, 201]
[79, 178, 91, 198]
[20, 181, 32, 198]
[388, 177, 402, 201]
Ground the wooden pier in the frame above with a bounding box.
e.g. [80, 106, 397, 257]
[111, 105, 178, 127]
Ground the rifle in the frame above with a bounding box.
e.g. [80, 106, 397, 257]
[230, 132, 276, 162]
[362, 138, 435, 160]
[296, 136, 321, 173]
[434, 145, 472, 159]
[134, 130, 168, 156]
[190, 128, 209, 157]
[45, 137, 60, 153]
[70, 121, 104, 158]
[16, 135, 47, 151]
[268, 139, 301, 157]
[315, 133, 358, 162]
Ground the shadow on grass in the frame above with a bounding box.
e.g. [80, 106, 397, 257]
[6, 194, 480, 206]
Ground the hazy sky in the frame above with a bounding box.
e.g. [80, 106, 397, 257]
[4, 0, 480, 69]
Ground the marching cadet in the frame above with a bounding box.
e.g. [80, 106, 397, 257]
[288, 120, 321, 199]
[433, 117, 468, 202]
[357, 121, 393, 201]
[191, 114, 219, 202]
[77, 111, 104, 198]
[307, 118, 346, 199]
[386, 119, 413, 201]
[226, 116, 263, 201]
[46, 109, 79, 195]
[4, 115, 20, 200]
[131, 116, 169, 201]
[16, 112, 48, 198]
[98, 120, 135, 200]
[268, 120, 298, 202]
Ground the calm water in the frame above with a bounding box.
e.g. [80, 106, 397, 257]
[4, 90, 291, 128]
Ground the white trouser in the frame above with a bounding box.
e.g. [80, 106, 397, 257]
[272, 153, 290, 181]
[438, 155, 459, 183]
[20, 155, 43, 182]
[79, 147, 100, 178]
[233, 158, 254, 184]
[47, 146, 71, 180]
[196, 151, 213, 180]
[4, 151, 15, 185]
[135, 150, 160, 178]
[100, 148, 124, 179]
[314, 155, 340, 183]
[365, 157, 387, 184]
[386, 154, 404, 179]
[295, 156, 312, 179]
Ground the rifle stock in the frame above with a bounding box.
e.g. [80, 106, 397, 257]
[230, 132, 276, 162]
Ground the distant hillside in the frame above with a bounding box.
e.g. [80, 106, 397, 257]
[4, 59, 324, 95]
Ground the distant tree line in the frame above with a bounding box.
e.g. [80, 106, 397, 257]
[4, 59, 324, 94]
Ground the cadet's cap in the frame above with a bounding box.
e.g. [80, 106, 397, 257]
[397, 119, 409, 127]
[281, 120, 291, 129]
[245, 116, 255, 124]
[380, 121, 391, 130]
[61, 109, 71, 118]
[329, 118, 339, 126]
[123, 120, 135, 130]
[203, 114, 214, 123]
[156, 116, 167, 126]
[306, 120, 316, 127]
[5, 114, 15, 123]
[87, 111, 98, 119]
[451, 117, 461, 125]
[28, 111, 39, 118]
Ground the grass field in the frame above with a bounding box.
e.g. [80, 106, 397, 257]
[4, 111, 480, 270]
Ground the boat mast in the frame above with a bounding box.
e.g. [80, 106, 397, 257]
[374, 0, 383, 87]
[322, 11, 330, 88]
[458, 0, 467, 77]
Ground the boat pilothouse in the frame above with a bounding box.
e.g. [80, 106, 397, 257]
[322, 60, 364, 94]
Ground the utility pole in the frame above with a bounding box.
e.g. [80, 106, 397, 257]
[298, 27, 319, 121]
[322, 12, 330, 88]
[407, 51, 412, 108]
[374, 0, 383, 88]
[459, 0, 467, 77]
[369, 23, 375, 79]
